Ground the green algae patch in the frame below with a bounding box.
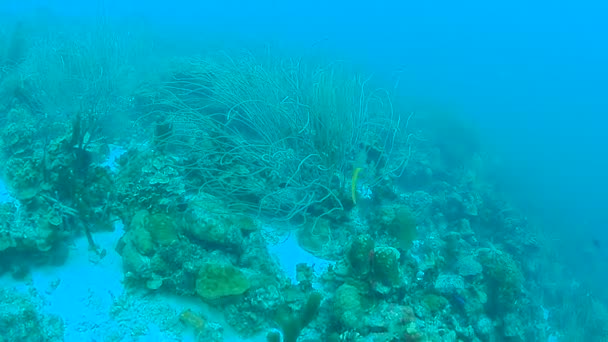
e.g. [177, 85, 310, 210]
[195, 262, 251, 300]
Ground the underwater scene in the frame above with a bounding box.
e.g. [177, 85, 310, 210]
[0, 1, 607, 342]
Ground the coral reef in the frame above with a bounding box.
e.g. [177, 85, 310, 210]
[0, 23, 593, 342]
[0, 288, 64, 341]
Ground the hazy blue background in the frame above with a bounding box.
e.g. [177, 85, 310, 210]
[4, 0, 607, 296]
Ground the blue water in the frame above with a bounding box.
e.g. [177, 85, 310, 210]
[1, 0, 607, 340]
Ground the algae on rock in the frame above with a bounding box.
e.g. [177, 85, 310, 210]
[195, 262, 251, 301]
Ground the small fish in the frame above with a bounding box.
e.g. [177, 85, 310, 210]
[452, 293, 466, 307]
[351, 167, 363, 204]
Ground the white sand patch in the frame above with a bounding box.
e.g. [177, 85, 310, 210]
[0, 220, 262, 342]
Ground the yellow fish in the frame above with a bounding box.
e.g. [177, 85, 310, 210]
[351, 167, 362, 204]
